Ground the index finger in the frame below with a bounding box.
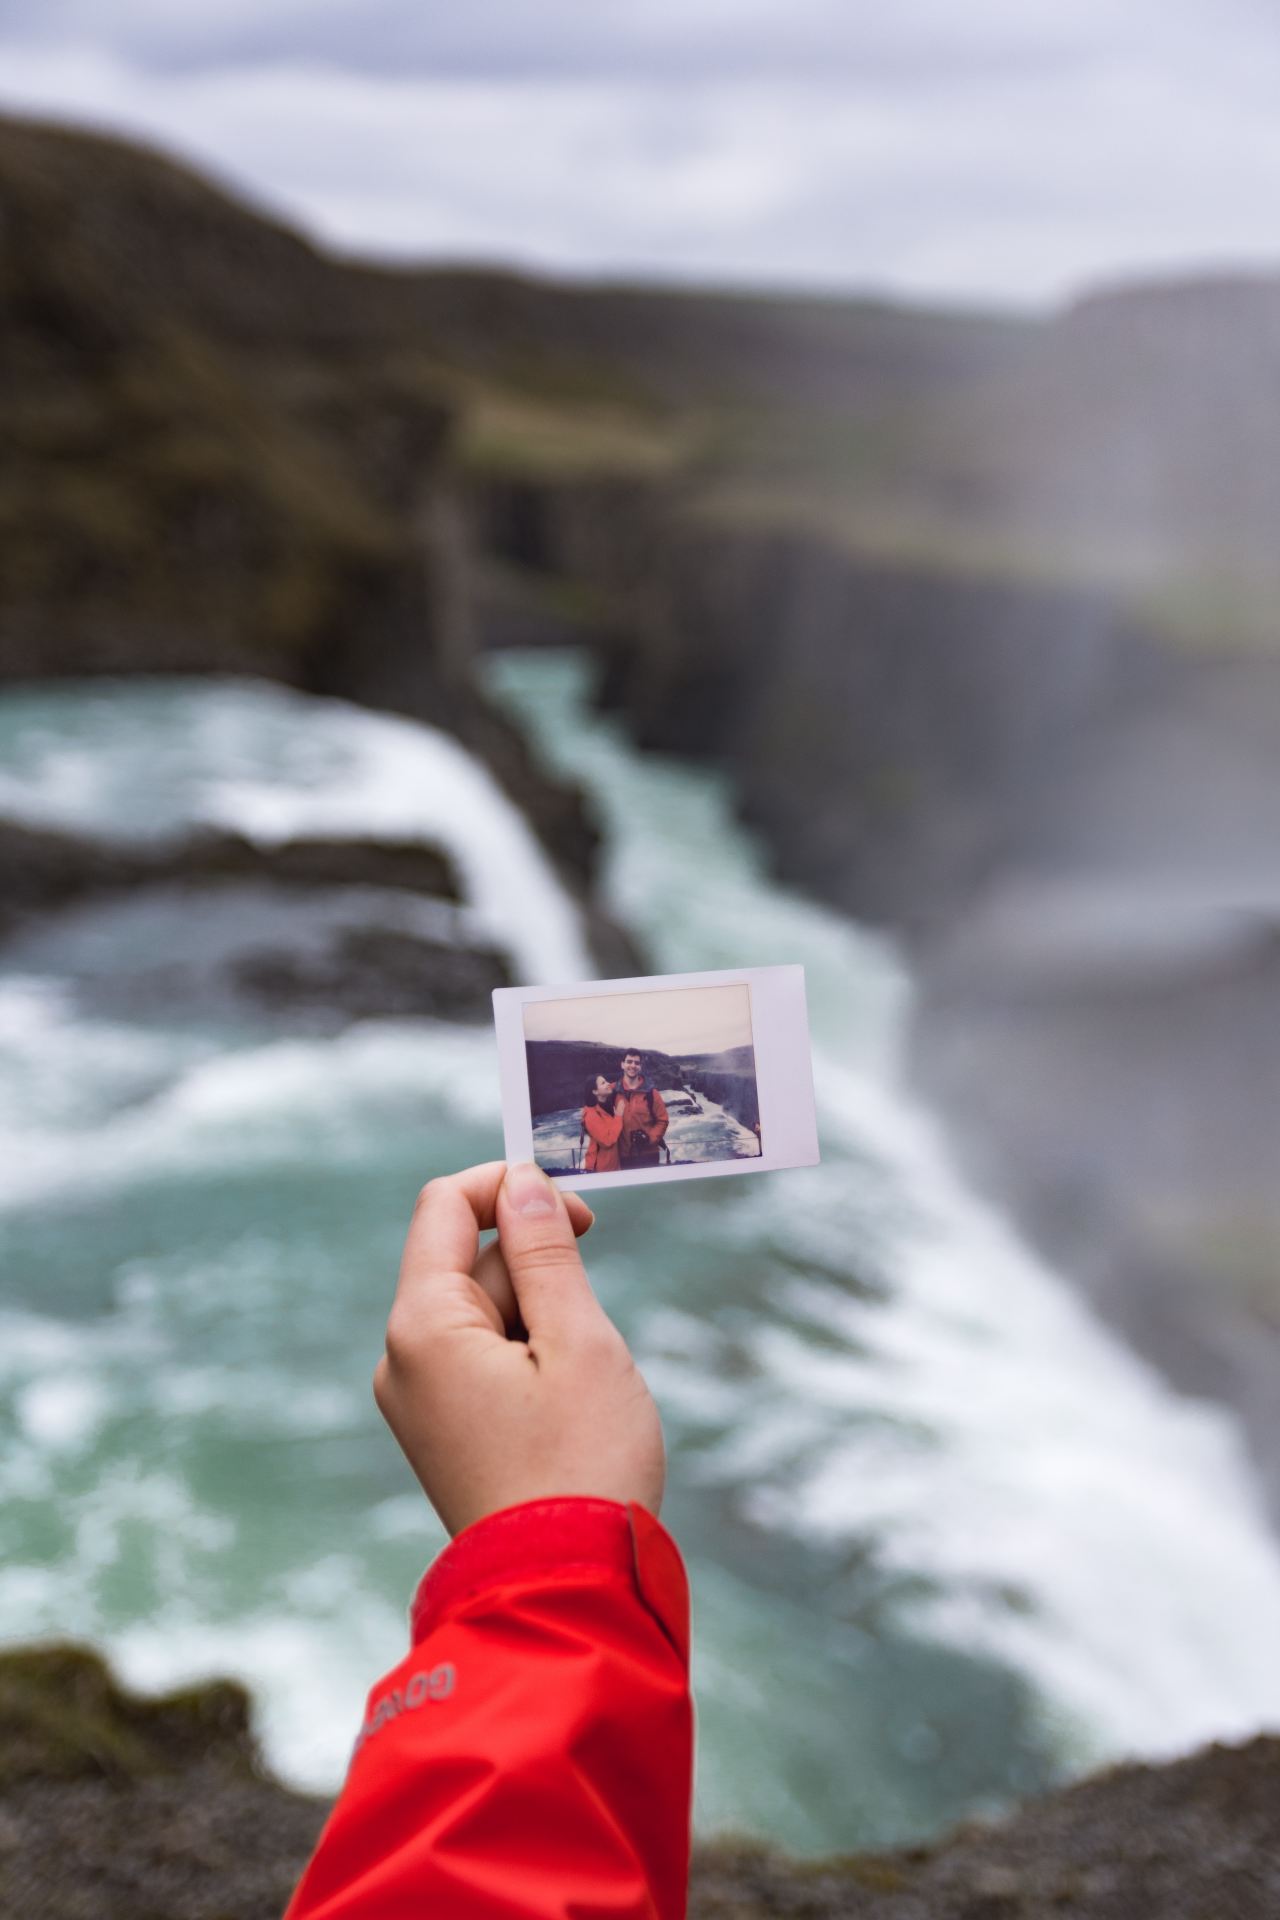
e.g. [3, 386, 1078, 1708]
[398, 1163, 594, 1295]
[399, 1163, 506, 1290]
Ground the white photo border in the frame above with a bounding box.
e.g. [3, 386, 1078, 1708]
[493, 963, 819, 1192]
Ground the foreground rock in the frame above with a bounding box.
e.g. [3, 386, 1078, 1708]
[692, 1733, 1280, 1916]
[0, 1646, 327, 1920]
[4, 1644, 1278, 1919]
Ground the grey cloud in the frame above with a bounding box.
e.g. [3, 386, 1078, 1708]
[0, 2, 1277, 305]
[0, 0, 1179, 85]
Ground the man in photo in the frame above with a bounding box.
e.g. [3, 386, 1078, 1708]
[616, 1049, 669, 1170]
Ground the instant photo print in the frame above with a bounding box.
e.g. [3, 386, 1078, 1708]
[493, 964, 819, 1192]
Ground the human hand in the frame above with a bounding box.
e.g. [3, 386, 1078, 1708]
[373, 1161, 666, 1536]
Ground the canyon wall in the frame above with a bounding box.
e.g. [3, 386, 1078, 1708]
[469, 467, 1280, 1516]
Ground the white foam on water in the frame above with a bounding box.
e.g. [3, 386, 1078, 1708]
[0, 1456, 233, 1625]
[0, 976, 204, 1125]
[0, 1457, 397, 1790]
[0, 677, 590, 983]
[5, 659, 1280, 1823]
[15, 1375, 109, 1451]
[0, 1308, 85, 1376]
[110, 1598, 412, 1791]
[200, 690, 591, 983]
[666, 1048, 1280, 1773]
[0, 1001, 500, 1210]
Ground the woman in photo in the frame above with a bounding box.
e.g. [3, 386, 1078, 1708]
[580, 1074, 627, 1173]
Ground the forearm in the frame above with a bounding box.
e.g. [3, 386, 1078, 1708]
[284, 1498, 692, 1920]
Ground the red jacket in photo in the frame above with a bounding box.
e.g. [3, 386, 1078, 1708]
[283, 1497, 694, 1919]
[618, 1083, 669, 1161]
[581, 1100, 625, 1172]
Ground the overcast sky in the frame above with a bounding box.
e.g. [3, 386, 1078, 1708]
[1, 1, 1277, 307]
[524, 984, 752, 1055]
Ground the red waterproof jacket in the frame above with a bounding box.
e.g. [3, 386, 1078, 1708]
[618, 1085, 669, 1159]
[283, 1497, 693, 1919]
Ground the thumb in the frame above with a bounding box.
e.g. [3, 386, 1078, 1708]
[496, 1163, 604, 1340]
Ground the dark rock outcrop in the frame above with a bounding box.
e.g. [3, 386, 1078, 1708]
[0, 819, 461, 934]
[0, 1645, 328, 1920]
[233, 921, 510, 1022]
[4, 1643, 1279, 1920]
[0, 817, 512, 1022]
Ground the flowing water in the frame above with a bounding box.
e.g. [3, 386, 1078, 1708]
[2, 654, 1279, 1855]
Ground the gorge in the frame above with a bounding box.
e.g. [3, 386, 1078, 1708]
[3, 106, 1280, 1903]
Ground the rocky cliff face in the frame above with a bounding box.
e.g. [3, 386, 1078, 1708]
[0, 117, 603, 903]
[610, 535, 1164, 939]
[0, 121, 446, 679]
[468, 462, 1280, 1518]
[467, 472, 1160, 936]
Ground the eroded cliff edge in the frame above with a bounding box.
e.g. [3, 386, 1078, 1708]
[3, 1644, 1277, 1919]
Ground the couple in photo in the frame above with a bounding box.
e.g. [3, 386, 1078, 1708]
[581, 1049, 670, 1172]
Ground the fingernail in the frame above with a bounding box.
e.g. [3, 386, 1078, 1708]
[506, 1162, 558, 1217]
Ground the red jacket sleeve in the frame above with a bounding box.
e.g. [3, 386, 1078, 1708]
[582, 1104, 625, 1147]
[648, 1090, 669, 1143]
[283, 1497, 693, 1920]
